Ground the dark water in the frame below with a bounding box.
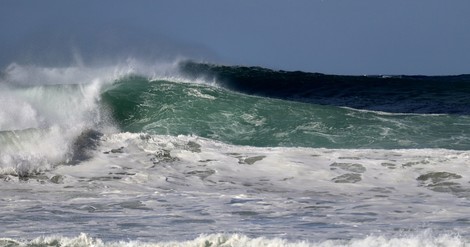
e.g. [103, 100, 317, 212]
[180, 61, 470, 114]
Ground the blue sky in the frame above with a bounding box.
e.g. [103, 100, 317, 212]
[1, 0, 469, 75]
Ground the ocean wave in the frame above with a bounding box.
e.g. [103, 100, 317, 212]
[1, 60, 470, 246]
[101, 75, 470, 149]
[1, 60, 470, 178]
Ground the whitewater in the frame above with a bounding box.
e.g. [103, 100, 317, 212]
[1, 60, 470, 247]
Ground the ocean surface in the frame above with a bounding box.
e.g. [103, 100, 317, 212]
[1, 60, 470, 246]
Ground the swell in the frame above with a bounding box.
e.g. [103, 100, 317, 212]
[101, 76, 470, 150]
[179, 61, 470, 115]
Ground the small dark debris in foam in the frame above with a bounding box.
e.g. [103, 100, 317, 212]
[118, 201, 151, 210]
[185, 169, 215, 180]
[369, 187, 395, 194]
[3, 172, 58, 184]
[417, 172, 462, 184]
[18, 175, 29, 182]
[14, 172, 48, 182]
[238, 155, 266, 165]
[303, 205, 333, 210]
[186, 141, 201, 153]
[218, 179, 237, 185]
[393, 228, 416, 233]
[381, 163, 397, 169]
[1, 175, 13, 182]
[83, 205, 97, 213]
[231, 210, 259, 216]
[111, 147, 125, 153]
[332, 173, 362, 183]
[330, 162, 366, 173]
[107, 176, 123, 180]
[164, 176, 189, 186]
[150, 149, 178, 164]
[417, 171, 469, 196]
[50, 175, 64, 184]
[109, 172, 136, 176]
[338, 157, 361, 160]
[103, 146, 125, 154]
[88, 176, 123, 181]
[229, 198, 262, 204]
[402, 160, 430, 168]
[374, 195, 389, 198]
[199, 159, 217, 163]
[456, 218, 470, 223]
[427, 183, 469, 195]
[205, 179, 217, 184]
[139, 134, 151, 140]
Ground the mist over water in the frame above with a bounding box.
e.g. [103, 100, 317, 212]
[0, 12, 218, 70]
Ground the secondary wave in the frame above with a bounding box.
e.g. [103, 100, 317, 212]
[1, 231, 467, 247]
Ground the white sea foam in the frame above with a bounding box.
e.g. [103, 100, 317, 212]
[0, 65, 105, 175]
[0, 86, 101, 175]
[1, 133, 469, 241]
[0, 231, 467, 247]
[0, 59, 192, 176]
[341, 106, 447, 116]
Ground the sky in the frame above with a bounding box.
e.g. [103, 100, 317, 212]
[1, 0, 469, 75]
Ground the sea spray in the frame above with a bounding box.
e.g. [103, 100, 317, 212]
[0, 59, 192, 176]
[0, 68, 108, 176]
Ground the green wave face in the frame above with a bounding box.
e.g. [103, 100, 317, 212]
[102, 76, 470, 149]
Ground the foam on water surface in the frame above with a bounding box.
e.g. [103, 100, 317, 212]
[0, 230, 468, 247]
[1, 133, 470, 242]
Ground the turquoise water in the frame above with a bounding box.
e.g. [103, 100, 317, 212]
[102, 76, 470, 149]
